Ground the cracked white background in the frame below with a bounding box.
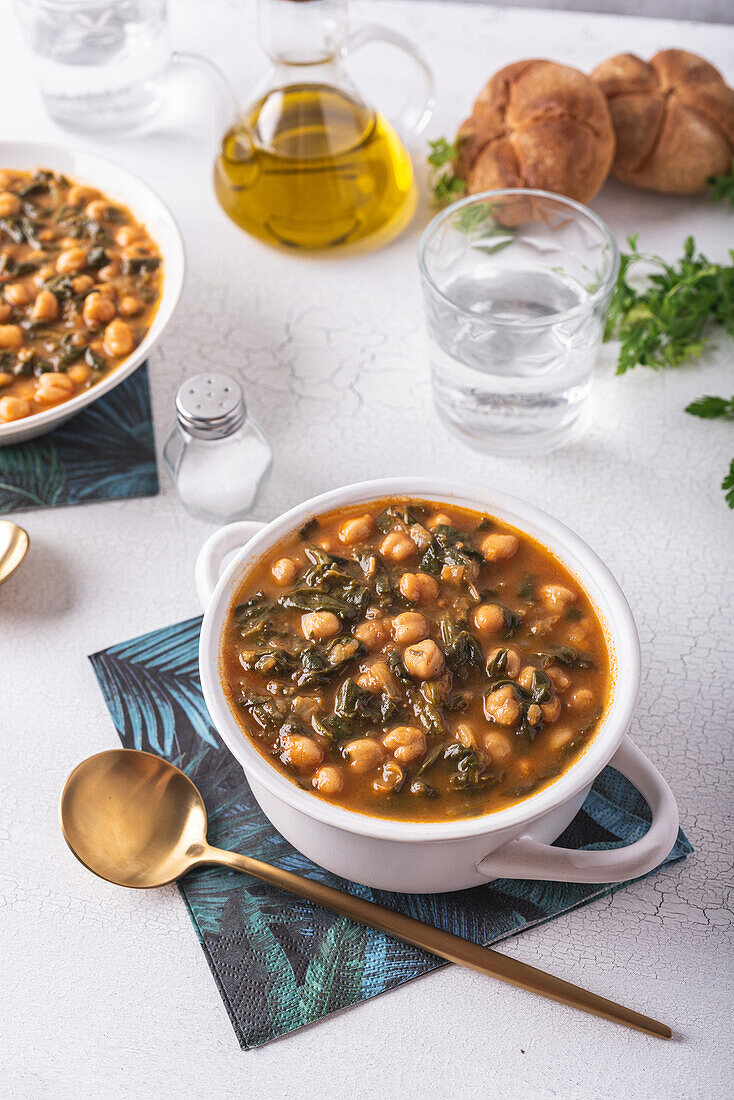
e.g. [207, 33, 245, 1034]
[2, 1, 733, 1097]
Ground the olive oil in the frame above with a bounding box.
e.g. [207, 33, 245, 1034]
[214, 84, 416, 251]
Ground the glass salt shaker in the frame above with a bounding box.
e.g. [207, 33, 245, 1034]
[163, 373, 271, 523]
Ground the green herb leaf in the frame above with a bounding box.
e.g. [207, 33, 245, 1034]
[427, 136, 467, 207]
[685, 394, 734, 420]
[708, 160, 734, 206]
[604, 235, 734, 375]
[722, 458, 734, 509]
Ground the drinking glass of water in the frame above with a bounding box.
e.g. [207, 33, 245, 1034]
[418, 189, 619, 455]
[12, 0, 172, 134]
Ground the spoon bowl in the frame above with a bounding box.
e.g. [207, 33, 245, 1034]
[60, 750, 208, 888]
[0, 520, 29, 587]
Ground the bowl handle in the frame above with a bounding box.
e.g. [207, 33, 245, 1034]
[195, 521, 267, 609]
[476, 735, 680, 884]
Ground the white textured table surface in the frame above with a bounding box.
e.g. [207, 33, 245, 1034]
[3, 2, 733, 1097]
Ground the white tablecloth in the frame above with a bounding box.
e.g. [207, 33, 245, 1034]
[3, 2, 732, 1096]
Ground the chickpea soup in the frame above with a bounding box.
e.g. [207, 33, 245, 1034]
[222, 499, 611, 822]
[0, 167, 162, 423]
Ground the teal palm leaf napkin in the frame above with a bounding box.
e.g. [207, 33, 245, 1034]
[0, 363, 157, 513]
[89, 616, 692, 1050]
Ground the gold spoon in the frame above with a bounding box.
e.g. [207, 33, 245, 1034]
[0, 519, 29, 587]
[59, 749, 673, 1039]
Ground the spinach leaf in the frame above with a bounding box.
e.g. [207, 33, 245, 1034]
[296, 637, 363, 687]
[440, 614, 483, 681]
[234, 591, 279, 641]
[238, 693, 287, 733]
[537, 645, 594, 670]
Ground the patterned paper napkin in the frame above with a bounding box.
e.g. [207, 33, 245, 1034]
[0, 363, 157, 513]
[89, 615, 692, 1050]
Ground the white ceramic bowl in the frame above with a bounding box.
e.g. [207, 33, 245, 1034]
[0, 141, 185, 445]
[197, 478, 679, 893]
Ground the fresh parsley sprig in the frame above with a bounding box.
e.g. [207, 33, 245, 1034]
[607, 236, 734, 510]
[708, 159, 734, 206]
[604, 235, 734, 375]
[427, 137, 467, 206]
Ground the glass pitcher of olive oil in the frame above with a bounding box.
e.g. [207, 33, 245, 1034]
[214, 0, 434, 251]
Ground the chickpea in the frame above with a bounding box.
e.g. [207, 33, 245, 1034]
[473, 603, 506, 636]
[68, 184, 99, 205]
[34, 372, 74, 406]
[484, 684, 521, 726]
[373, 759, 404, 792]
[4, 283, 32, 308]
[403, 638, 444, 680]
[567, 623, 590, 645]
[56, 248, 88, 275]
[83, 292, 117, 328]
[427, 512, 453, 530]
[280, 732, 323, 770]
[547, 666, 570, 691]
[338, 514, 374, 545]
[31, 290, 59, 323]
[399, 571, 440, 603]
[481, 532, 519, 562]
[97, 263, 119, 283]
[455, 722, 479, 749]
[102, 318, 135, 358]
[114, 225, 143, 247]
[517, 665, 536, 691]
[35, 263, 56, 285]
[118, 295, 144, 318]
[0, 395, 31, 421]
[301, 610, 341, 641]
[483, 729, 513, 765]
[540, 584, 577, 609]
[356, 659, 400, 698]
[383, 725, 427, 764]
[72, 274, 95, 294]
[487, 646, 521, 678]
[354, 619, 387, 653]
[522, 707, 542, 731]
[569, 688, 594, 710]
[67, 363, 91, 385]
[390, 611, 429, 645]
[317, 537, 334, 552]
[344, 738, 384, 774]
[0, 325, 23, 349]
[271, 557, 298, 585]
[0, 371, 11, 388]
[546, 726, 576, 752]
[380, 530, 415, 562]
[0, 191, 21, 217]
[0, 303, 11, 323]
[85, 199, 109, 220]
[312, 765, 343, 795]
[541, 695, 561, 723]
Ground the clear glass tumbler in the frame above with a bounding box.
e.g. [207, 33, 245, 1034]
[12, 0, 171, 134]
[418, 189, 620, 455]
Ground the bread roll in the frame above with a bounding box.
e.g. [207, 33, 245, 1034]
[454, 60, 615, 204]
[592, 49, 734, 193]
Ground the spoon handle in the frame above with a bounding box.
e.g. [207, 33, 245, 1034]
[206, 846, 672, 1039]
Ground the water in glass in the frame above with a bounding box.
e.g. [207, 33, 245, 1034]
[14, 0, 170, 134]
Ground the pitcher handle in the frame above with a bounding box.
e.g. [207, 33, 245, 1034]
[195, 521, 267, 609]
[346, 25, 435, 138]
[476, 736, 680, 884]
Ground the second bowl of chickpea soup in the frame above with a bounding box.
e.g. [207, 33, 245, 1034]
[0, 142, 184, 444]
[197, 479, 679, 893]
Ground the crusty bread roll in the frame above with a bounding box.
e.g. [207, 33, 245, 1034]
[591, 49, 734, 193]
[454, 60, 615, 204]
